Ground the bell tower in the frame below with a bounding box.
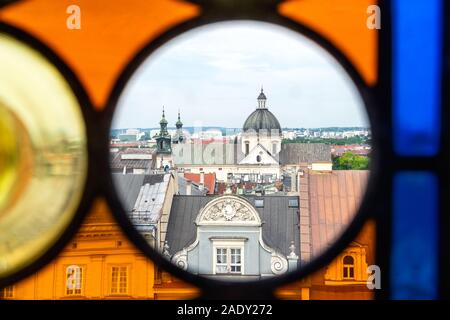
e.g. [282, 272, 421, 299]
[173, 109, 184, 144]
[154, 107, 172, 170]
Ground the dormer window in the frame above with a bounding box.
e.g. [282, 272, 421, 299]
[212, 239, 245, 275]
[343, 255, 355, 279]
[66, 265, 83, 295]
[288, 199, 299, 208]
[215, 248, 242, 274]
[255, 199, 264, 207]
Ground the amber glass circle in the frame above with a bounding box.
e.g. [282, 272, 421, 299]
[0, 34, 87, 279]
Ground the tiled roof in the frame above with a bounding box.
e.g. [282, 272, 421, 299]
[177, 176, 208, 196]
[279, 143, 331, 165]
[110, 152, 152, 170]
[308, 170, 369, 257]
[110, 141, 147, 148]
[124, 148, 153, 154]
[184, 172, 216, 195]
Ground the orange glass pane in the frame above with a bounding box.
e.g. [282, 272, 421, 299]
[0, 0, 200, 109]
[279, 0, 378, 85]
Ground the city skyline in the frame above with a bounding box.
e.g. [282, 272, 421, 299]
[112, 125, 370, 130]
[112, 21, 369, 130]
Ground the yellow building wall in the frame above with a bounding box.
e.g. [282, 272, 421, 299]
[7, 198, 199, 300]
[12, 253, 155, 300]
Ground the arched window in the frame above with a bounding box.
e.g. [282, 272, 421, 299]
[245, 141, 249, 156]
[272, 142, 277, 155]
[66, 265, 83, 295]
[256, 155, 261, 162]
[342, 255, 355, 279]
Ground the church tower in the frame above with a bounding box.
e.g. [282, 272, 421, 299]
[172, 110, 184, 144]
[154, 107, 172, 170]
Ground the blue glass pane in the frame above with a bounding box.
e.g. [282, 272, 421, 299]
[392, 0, 443, 156]
[391, 172, 438, 299]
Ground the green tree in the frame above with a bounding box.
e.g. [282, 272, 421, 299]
[332, 152, 369, 170]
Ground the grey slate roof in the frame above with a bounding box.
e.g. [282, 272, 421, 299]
[166, 196, 211, 255]
[112, 174, 148, 211]
[279, 143, 331, 165]
[113, 173, 169, 223]
[165, 195, 300, 257]
[110, 152, 152, 171]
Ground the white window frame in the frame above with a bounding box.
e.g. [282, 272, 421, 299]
[65, 265, 84, 296]
[110, 265, 129, 295]
[212, 240, 245, 275]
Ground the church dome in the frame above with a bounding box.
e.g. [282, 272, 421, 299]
[243, 89, 281, 133]
[243, 109, 281, 133]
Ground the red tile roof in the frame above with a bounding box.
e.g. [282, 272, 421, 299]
[110, 141, 147, 148]
[184, 172, 216, 195]
[308, 170, 369, 257]
[124, 148, 153, 154]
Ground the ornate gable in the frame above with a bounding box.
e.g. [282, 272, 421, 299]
[196, 195, 261, 226]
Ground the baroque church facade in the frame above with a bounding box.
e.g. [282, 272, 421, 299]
[155, 89, 332, 192]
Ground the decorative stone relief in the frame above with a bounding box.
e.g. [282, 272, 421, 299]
[271, 253, 288, 275]
[172, 250, 188, 271]
[198, 196, 260, 224]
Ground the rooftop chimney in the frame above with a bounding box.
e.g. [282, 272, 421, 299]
[200, 171, 205, 184]
[291, 171, 297, 192]
[199, 171, 205, 190]
[186, 180, 192, 195]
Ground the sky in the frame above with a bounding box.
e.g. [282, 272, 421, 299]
[113, 21, 369, 130]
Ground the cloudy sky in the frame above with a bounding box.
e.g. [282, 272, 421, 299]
[113, 21, 368, 129]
